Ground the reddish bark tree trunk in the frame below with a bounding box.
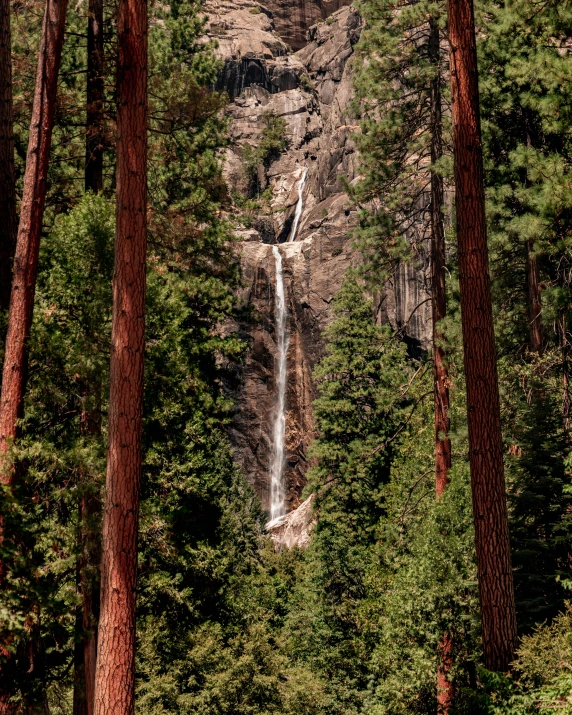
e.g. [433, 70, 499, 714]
[85, 0, 104, 194]
[0, 0, 17, 315]
[437, 632, 453, 715]
[446, 0, 518, 672]
[73, 394, 102, 715]
[429, 18, 451, 501]
[0, 0, 69, 473]
[429, 18, 454, 714]
[92, 0, 147, 709]
[73, 492, 101, 715]
[0, 0, 69, 707]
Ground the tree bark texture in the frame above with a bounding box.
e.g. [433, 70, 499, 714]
[73, 494, 100, 715]
[446, 0, 518, 672]
[0, 0, 68, 706]
[0, 0, 69, 476]
[437, 632, 453, 715]
[0, 0, 17, 314]
[93, 0, 147, 709]
[73, 394, 102, 715]
[429, 18, 454, 715]
[85, 0, 104, 193]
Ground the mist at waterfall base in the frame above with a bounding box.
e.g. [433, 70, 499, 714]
[266, 168, 307, 529]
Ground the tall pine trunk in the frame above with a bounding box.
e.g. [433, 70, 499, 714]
[0, 0, 69, 707]
[429, 19, 451, 502]
[73, 391, 102, 715]
[0, 0, 69, 472]
[429, 17, 453, 714]
[446, 0, 518, 672]
[73, 1, 105, 709]
[0, 0, 16, 316]
[93, 0, 147, 708]
[85, 0, 103, 194]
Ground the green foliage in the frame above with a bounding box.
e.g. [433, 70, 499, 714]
[352, 0, 451, 284]
[478, 0, 572, 631]
[242, 113, 288, 195]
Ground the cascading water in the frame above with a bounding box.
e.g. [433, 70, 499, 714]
[287, 167, 308, 243]
[269, 245, 290, 523]
[267, 167, 307, 526]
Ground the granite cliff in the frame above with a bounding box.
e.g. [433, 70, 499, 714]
[205, 2, 432, 524]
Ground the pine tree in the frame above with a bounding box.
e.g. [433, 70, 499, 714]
[446, 0, 517, 672]
[93, 0, 147, 708]
[478, 0, 572, 632]
[294, 275, 410, 711]
[0, 0, 69, 703]
[352, 0, 456, 704]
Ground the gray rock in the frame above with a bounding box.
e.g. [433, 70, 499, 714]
[209, 3, 432, 519]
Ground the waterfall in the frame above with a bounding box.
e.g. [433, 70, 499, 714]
[287, 167, 308, 243]
[269, 245, 290, 523]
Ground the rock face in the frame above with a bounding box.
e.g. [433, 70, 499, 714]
[260, 0, 353, 50]
[209, 4, 432, 517]
[266, 495, 316, 549]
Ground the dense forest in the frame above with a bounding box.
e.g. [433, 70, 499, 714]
[0, 0, 571, 712]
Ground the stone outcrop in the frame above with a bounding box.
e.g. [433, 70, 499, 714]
[260, 0, 353, 51]
[266, 495, 316, 549]
[209, 3, 432, 518]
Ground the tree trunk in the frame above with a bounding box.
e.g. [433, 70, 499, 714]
[72, 0, 105, 704]
[429, 17, 454, 714]
[429, 18, 451, 501]
[0, 0, 17, 315]
[0, 0, 69, 705]
[85, 0, 104, 194]
[73, 492, 100, 715]
[0, 0, 69, 474]
[446, 0, 518, 672]
[92, 0, 147, 709]
[73, 393, 102, 715]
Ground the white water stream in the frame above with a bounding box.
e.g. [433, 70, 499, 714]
[267, 167, 308, 526]
[287, 167, 308, 243]
[269, 245, 290, 523]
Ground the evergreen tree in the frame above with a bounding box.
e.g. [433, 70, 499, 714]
[287, 275, 410, 712]
[478, 0, 572, 632]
